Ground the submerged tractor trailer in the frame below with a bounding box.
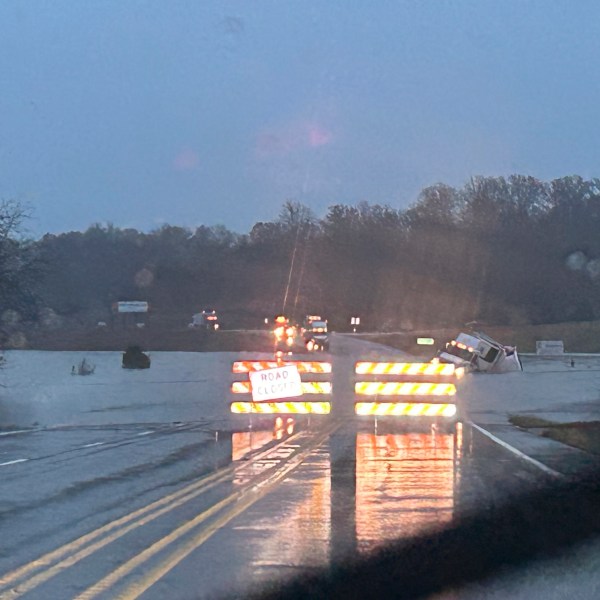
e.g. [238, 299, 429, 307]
[435, 331, 522, 373]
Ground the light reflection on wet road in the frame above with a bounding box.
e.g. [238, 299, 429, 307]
[0, 338, 557, 600]
[230, 424, 461, 587]
[139, 420, 546, 600]
[355, 430, 456, 552]
[0, 417, 552, 600]
[2, 347, 596, 598]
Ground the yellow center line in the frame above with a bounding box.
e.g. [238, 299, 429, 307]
[78, 420, 342, 600]
[0, 428, 309, 597]
[2, 473, 236, 598]
[74, 494, 241, 600]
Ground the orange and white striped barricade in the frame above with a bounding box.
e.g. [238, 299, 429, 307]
[354, 362, 464, 423]
[230, 359, 332, 415]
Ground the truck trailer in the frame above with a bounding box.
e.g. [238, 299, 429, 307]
[435, 331, 522, 373]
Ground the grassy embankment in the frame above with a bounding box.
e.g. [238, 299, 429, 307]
[356, 320, 600, 356]
[23, 327, 274, 352]
[508, 415, 600, 455]
[15, 318, 600, 355]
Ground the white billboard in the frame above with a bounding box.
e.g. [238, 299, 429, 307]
[117, 301, 149, 313]
[536, 340, 564, 355]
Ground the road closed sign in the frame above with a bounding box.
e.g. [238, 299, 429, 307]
[249, 365, 303, 402]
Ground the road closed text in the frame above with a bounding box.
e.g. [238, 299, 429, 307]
[249, 366, 303, 401]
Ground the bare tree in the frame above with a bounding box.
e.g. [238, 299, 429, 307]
[0, 200, 39, 321]
[0, 199, 31, 240]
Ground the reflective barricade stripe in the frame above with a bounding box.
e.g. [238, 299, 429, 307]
[354, 382, 456, 396]
[355, 362, 457, 376]
[232, 361, 332, 374]
[230, 401, 331, 414]
[301, 382, 332, 394]
[355, 402, 457, 417]
[231, 381, 332, 394]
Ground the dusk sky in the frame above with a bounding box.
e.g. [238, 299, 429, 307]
[1, 1, 600, 236]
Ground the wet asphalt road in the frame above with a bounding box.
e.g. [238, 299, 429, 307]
[0, 338, 560, 599]
[0, 420, 551, 599]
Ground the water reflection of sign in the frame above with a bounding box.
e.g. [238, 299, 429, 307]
[231, 419, 296, 461]
[231, 431, 274, 461]
[249, 365, 303, 402]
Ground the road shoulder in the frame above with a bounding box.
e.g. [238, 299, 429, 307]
[470, 421, 600, 477]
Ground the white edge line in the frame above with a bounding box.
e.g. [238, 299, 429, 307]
[0, 429, 34, 437]
[468, 421, 564, 479]
[0, 458, 29, 466]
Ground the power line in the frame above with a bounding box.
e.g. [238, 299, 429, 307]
[281, 223, 302, 314]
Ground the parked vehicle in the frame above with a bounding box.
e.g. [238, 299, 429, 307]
[189, 309, 220, 331]
[303, 319, 329, 351]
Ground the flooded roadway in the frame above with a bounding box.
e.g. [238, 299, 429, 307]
[0, 340, 563, 599]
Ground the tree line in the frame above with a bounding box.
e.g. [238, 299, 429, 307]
[2, 174, 600, 332]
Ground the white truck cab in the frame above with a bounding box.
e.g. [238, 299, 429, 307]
[437, 331, 522, 373]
